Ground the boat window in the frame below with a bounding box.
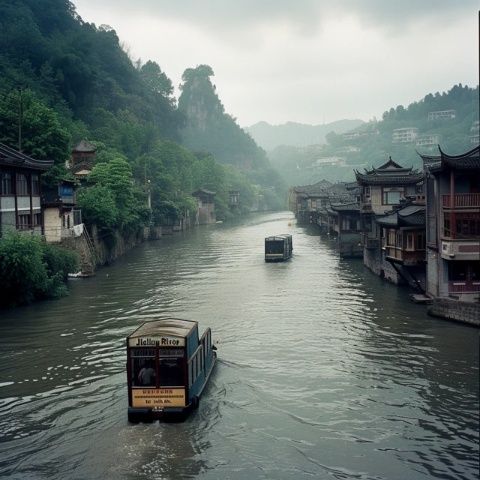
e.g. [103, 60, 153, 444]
[266, 240, 284, 254]
[159, 358, 183, 387]
[132, 351, 157, 387]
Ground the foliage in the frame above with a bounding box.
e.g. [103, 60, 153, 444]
[270, 84, 479, 186]
[76, 184, 118, 231]
[178, 65, 287, 207]
[0, 232, 78, 306]
[0, 0, 287, 237]
[0, 89, 70, 162]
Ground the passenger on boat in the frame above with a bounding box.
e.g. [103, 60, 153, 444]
[138, 361, 156, 386]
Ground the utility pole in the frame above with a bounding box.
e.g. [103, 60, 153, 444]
[18, 87, 23, 152]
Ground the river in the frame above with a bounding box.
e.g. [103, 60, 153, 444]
[0, 212, 478, 480]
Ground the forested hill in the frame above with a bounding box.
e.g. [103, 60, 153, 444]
[178, 65, 285, 199]
[246, 119, 364, 151]
[0, 0, 181, 148]
[269, 84, 479, 186]
[0, 0, 286, 225]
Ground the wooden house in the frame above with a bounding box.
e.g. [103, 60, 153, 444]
[376, 203, 426, 290]
[421, 145, 480, 303]
[192, 189, 216, 225]
[70, 140, 96, 179]
[42, 180, 80, 243]
[355, 157, 424, 280]
[0, 143, 53, 236]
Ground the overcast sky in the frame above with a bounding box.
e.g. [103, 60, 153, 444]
[73, 1, 478, 127]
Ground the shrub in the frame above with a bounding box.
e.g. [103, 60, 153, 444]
[0, 232, 79, 307]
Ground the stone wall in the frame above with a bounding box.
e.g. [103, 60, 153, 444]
[428, 298, 480, 327]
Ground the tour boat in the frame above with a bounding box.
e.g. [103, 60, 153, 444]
[126, 318, 217, 422]
[265, 234, 293, 262]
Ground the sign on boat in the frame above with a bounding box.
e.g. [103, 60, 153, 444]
[126, 318, 217, 422]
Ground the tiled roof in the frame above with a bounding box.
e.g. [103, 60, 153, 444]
[330, 202, 360, 212]
[192, 188, 216, 196]
[72, 140, 96, 153]
[355, 171, 424, 185]
[355, 157, 422, 185]
[293, 180, 332, 196]
[376, 204, 425, 227]
[0, 143, 53, 171]
[420, 145, 480, 172]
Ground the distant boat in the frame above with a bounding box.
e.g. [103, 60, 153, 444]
[265, 234, 293, 262]
[126, 318, 217, 422]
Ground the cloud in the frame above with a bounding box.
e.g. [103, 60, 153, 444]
[75, 0, 477, 38]
[72, 0, 478, 126]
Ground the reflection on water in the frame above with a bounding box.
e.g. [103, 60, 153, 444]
[0, 212, 478, 480]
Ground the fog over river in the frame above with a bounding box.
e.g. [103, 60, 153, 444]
[0, 212, 478, 480]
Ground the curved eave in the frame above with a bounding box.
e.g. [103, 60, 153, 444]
[355, 172, 424, 185]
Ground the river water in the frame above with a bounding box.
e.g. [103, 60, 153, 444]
[0, 212, 478, 480]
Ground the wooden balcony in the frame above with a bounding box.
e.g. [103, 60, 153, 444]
[449, 281, 480, 293]
[385, 246, 425, 265]
[442, 193, 480, 209]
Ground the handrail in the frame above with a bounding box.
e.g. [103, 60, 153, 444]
[442, 193, 480, 208]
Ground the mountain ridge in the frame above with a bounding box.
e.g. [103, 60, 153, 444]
[245, 118, 365, 150]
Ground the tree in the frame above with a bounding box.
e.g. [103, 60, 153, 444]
[0, 89, 70, 162]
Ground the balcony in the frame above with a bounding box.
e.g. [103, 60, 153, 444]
[385, 246, 425, 265]
[442, 193, 480, 209]
[441, 240, 480, 261]
[449, 281, 480, 294]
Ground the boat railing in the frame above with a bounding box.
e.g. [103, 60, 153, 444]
[187, 344, 204, 387]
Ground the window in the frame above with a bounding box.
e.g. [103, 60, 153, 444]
[444, 218, 451, 237]
[415, 233, 425, 250]
[448, 262, 468, 281]
[387, 230, 396, 247]
[363, 186, 370, 197]
[1, 172, 13, 195]
[406, 233, 414, 250]
[33, 213, 41, 226]
[17, 214, 31, 230]
[265, 240, 285, 254]
[382, 190, 402, 205]
[130, 348, 156, 387]
[31, 175, 40, 195]
[16, 174, 29, 195]
[159, 356, 183, 387]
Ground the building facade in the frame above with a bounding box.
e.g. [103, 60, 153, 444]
[0, 143, 53, 236]
[422, 146, 480, 303]
[355, 158, 424, 282]
[193, 189, 216, 225]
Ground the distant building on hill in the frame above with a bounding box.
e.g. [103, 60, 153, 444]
[69, 140, 96, 179]
[470, 121, 479, 145]
[392, 128, 418, 144]
[416, 134, 441, 147]
[427, 110, 456, 121]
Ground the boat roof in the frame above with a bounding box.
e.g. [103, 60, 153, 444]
[127, 318, 197, 339]
[265, 234, 291, 241]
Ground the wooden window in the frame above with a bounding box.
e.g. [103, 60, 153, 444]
[1, 172, 13, 195]
[16, 174, 29, 195]
[31, 174, 40, 195]
[406, 233, 414, 251]
[382, 190, 401, 205]
[416, 233, 425, 250]
[33, 213, 41, 226]
[18, 214, 31, 230]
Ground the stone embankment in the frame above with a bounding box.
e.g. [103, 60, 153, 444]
[428, 298, 480, 327]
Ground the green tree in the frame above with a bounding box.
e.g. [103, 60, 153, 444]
[0, 89, 70, 162]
